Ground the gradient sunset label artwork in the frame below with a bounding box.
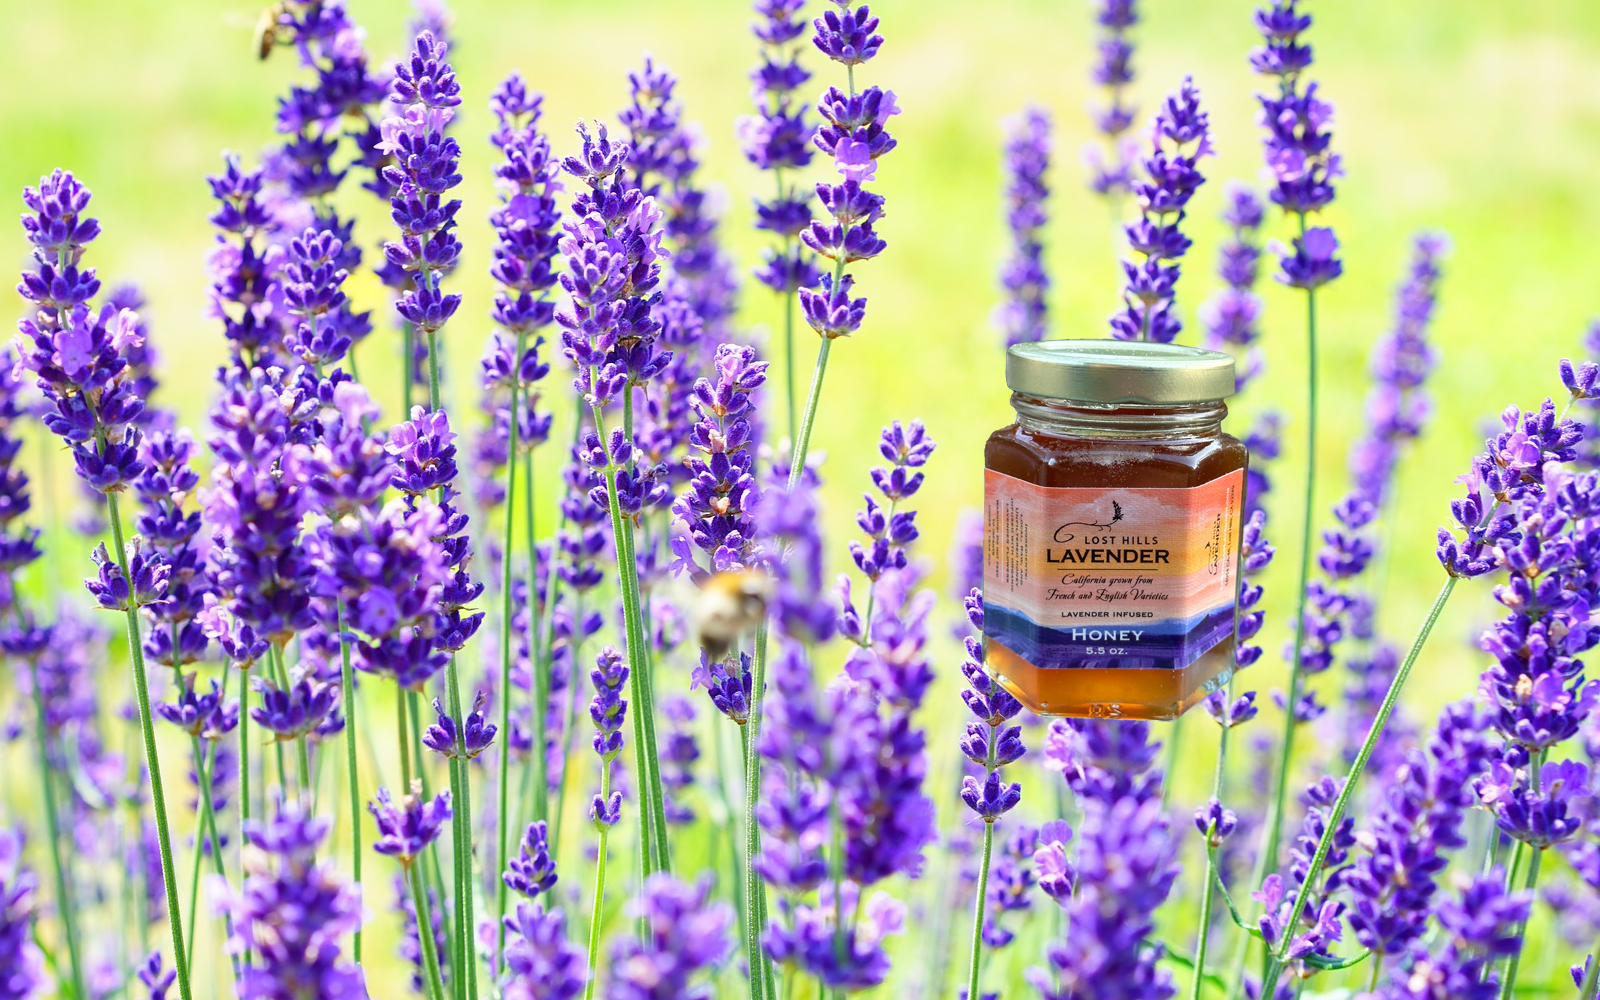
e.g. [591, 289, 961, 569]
[983, 467, 1244, 670]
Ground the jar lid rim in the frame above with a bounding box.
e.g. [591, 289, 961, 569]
[1006, 339, 1237, 403]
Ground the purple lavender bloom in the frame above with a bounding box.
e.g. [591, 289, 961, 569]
[556, 122, 671, 408]
[1110, 78, 1213, 343]
[1086, 0, 1139, 197]
[252, 666, 341, 741]
[1033, 819, 1076, 904]
[1436, 392, 1583, 577]
[15, 172, 149, 492]
[754, 640, 833, 896]
[799, 2, 898, 341]
[205, 156, 289, 367]
[1252, 0, 1343, 284]
[1345, 701, 1498, 959]
[959, 591, 1025, 822]
[0, 829, 44, 999]
[379, 30, 464, 339]
[764, 880, 904, 990]
[671, 343, 768, 582]
[423, 689, 497, 759]
[1369, 871, 1530, 1000]
[660, 694, 700, 824]
[1031, 740, 1176, 999]
[603, 875, 731, 1000]
[756, 471, 835, 644]
[477, 71, 561, 516]
[135, 429, 213, 668]
[503, 900, 585, 1000]
[281, 226, 369, 370]
[261, 0, 387, 207]
[743, 0, 822, 297]
[504, 820, 557, 900]
[841, 419, 934, 616]
[1351, 234, 1447, 503]
[1200, 185, 1266, 386]
[156, 677, 235, 738]
[0, 354, 41, 579]
[1477, 758, 1592, 848]
[982, 825, 1039, 948]
[371, 782, 452, 867]
[589, 645, 628, 829]
[215, 800, 365, 999]
[85, 537, 169, 612]
[621, 58, 740, 343]
[997, 106, 1051, 347]
[138, 950, 176, 1000]
[303, 495, 453, 687]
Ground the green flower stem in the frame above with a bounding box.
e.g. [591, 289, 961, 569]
[1188, 698, 1232, 1000]
[408, 863, 449, 1000]
[583, 747, 618, 1000]
[964, 820, 997, 1000]
[21, 653, 86, 1000]
[744, 625, 773, 1000]
[238, 664, 253, 972]
[786, 339, 833, 493]
[524, 444, 550, 826]
[399, 685, 414, 788]
[620, 393, 672, 873]
[493, 326, 527, 968]
[1256, 575, 1458, 1000]
[590, 399, 671, 878]
[1258, 281, 1320, 880]
[108, 492, 192, 1000]
[336, 603, 363, 963]
[1497, 845, 1544, 1000]
[182, 735, 218, 969]
[426, 327, 480, 1000]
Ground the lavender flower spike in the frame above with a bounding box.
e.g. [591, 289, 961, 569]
[1110, 77, 1213, 343]
[379, 30, 464, 350]
[997, 106, 1052, 347]
[1086, 0, 1139, 198]
[603, 875, 731, 1000]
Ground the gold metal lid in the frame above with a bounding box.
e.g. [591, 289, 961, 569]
[1006, 339, 1237, 404]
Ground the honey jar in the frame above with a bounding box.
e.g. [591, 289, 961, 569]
[983, 340, 1248, 720]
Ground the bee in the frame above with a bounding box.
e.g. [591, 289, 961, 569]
[692, 569, 773, 659]
[256, 1, 289, 60]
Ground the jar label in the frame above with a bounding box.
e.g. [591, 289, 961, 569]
[982, 467, 1244, 671]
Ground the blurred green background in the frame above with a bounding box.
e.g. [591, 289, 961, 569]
[6, 0, 1600, 995]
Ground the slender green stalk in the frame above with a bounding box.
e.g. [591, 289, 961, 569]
[108, 493, 193, 1000]
[337, 603, 363, 963]
[457, 750, 480, 1000]
[744, 627, 772, 1000]
[22, 655, 86, 1000]
[583, 767, 616, 1000]
[590, 401, 671, 877]
[182, 737, 218, 970]
[1188, 708, 1232, 1000]
[786, 339, 834, 492]
[494, 326, 527, 968]
[238, 663, 253, 973]
[1497, 846, 1544, 1000]
[408, 864, 449, 1000]
[1259, 283, 1320, 877]
[1256, 575, 1458, 999]
[524, 446, 549, 827]
[964, 821, 997, 1000]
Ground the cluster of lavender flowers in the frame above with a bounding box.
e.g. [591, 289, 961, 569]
[12, 4, 1600, 1000]
[1109, 78, 1212, 343]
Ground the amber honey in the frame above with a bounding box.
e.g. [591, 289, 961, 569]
[982, 341, 1248, 720]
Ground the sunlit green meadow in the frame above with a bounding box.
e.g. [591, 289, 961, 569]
[5, 0, 1600, 996]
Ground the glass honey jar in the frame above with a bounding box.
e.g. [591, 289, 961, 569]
[983, 340, 1249, 720]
